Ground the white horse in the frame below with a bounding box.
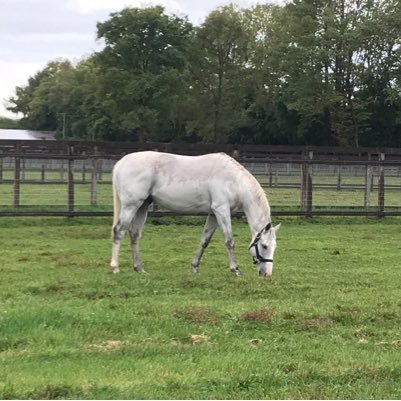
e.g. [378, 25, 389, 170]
[110, 151, 281, 276]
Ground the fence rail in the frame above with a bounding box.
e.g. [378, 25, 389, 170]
[1, 140, 401, 218]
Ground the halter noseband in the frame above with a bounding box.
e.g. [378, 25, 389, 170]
[249, 222, 273, 264]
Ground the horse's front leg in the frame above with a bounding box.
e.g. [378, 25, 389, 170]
[192, 215, 218, 273]
[224, 237, 240, 276]
[212, 207, 240, 276]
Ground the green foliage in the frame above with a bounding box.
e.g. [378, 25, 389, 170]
[1, 218, 401, 398]
[94, 6, 193, 141]
[6, 0, 401, 146]
[0, 117, 20, 129]
[188, 5, 254, 143]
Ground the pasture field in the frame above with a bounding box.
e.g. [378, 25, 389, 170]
[1, 216, 401, 399]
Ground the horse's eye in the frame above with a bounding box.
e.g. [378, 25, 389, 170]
[262, 244, 268, 250]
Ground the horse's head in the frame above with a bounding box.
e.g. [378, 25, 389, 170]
[249, 223, 281, 277]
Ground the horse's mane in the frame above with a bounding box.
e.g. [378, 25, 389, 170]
[221, 153, 270, 211]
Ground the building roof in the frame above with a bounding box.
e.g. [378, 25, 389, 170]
[0, 129, 55, 140]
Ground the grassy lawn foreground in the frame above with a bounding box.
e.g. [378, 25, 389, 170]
[1, 217, 401, 399]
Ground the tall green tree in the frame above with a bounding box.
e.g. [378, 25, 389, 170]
[356, 0, 401, 146]
[263, 0, 401, 146]
[7, 60, 74, 131]
[95, 6, 193, 141]
[188, 5, 254, 143]
[237, 4, 302, 145]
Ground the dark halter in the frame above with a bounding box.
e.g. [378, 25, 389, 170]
[249, 222, 273, 264]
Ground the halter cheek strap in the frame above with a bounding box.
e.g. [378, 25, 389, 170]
[249, 223, 273, 264]
[252, 244, 273, 264]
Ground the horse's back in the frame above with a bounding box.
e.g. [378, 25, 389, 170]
[115, 151, 236, 178]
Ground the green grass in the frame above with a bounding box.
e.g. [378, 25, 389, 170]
[1, 216, 401, 399]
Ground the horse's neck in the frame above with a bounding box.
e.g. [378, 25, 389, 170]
[241, 187, 271, 237]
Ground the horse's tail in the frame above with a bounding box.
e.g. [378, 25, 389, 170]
[112, 166, 121, 233]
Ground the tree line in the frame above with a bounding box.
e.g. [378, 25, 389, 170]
[6, 0, 401, 147]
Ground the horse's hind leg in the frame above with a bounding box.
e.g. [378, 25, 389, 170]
[191, 214, 218, 273]
[129, 200, 150, 273]
[110, 205, 139, 273]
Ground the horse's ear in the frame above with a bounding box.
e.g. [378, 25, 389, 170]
[273, 223, 282, 233]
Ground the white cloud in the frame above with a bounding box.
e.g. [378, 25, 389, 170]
[0, 61, 46, 118]
[68, 0, 185, 15]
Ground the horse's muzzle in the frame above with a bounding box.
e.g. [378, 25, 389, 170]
[258, 262, 273, 277]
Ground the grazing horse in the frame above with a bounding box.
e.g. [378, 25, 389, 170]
[110, 151, 281, 276]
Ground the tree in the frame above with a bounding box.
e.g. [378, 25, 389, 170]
[7, 60, 74, 131]
[187, 5, 254, 143]
[238, 4, 302, 145]
[0, 116, 20, 129]
[262, 0, 401, 146]
[356, 0, 401, 146]
[95, 6, 193, 141]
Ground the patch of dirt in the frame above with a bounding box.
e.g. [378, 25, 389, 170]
[52, 253, 78, 268]
[247, 338, 263, 347]
[375, 339, 401, 346]
[89, 340, 126, 352]
[45, 283, 76, 293]
[190, 334, 210, 344]
[281, 363, 298, 373]
[298, 317, 333, 330]
[174, 306, 220, 324]
[29, 384, 75, 399]
[240, 309, 273, 322]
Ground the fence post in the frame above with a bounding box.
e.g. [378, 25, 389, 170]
[306, 151, 313, 217]
[98, 159, 103, 181]
[301, 155, 306, 209]
[14, 154, 21, 208]
[268, 163, 273, 187]
[21, 158, 26, 182]
[364, 153, 372, 209]
[60, 160, 64, 182]
[301, 150, 313, 216]
[378, 152, 385, 217]
[91, 146, 98, 205]
[0, 151, 3, 184]
[336, 167, 342, 190]
[41, 162, 45, 182]
[82, 152, 86, 182]
[67, 145, 75, 214]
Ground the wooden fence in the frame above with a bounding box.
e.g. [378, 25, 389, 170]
[0, 140, 401, 217]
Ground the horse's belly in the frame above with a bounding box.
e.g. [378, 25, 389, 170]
[151, 185, 211, 213]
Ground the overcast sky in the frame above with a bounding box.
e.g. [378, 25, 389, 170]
[0, 0, 276, 118]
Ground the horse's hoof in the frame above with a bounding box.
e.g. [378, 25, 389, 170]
[112, 268, 120, 274]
